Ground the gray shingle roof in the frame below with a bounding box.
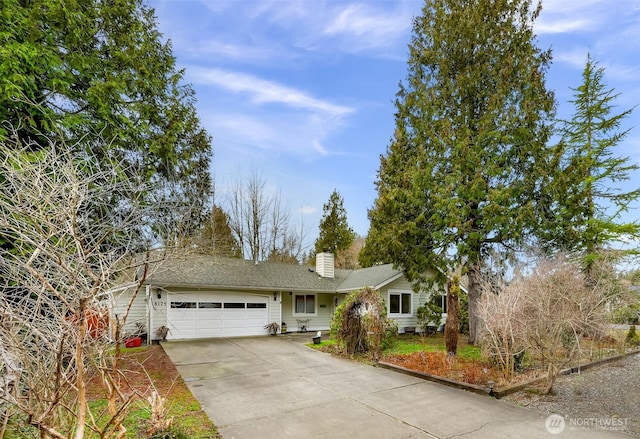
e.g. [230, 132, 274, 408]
[337, 264, 402, 292]
[145, 255, 401, 293]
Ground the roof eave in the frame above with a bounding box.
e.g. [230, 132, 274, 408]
[149, 282, 337, 294]
[335, 271, 405, 293]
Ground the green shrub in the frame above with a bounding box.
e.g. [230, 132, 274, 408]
[625, 325, 640, 346]
[612, 304, 640, 324]
[416, 298, 442, 333]
[381, 320, 399, 350]
[330, 287, 396, 358]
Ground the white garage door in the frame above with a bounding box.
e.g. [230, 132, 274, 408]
[167, 292, 269, 339]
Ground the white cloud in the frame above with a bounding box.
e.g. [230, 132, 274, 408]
[211, 113, 278, 149]
[200, 103, 345, 160]
[189, 40, 297, 64]
[188, 67, 353, 118]
[299, 206, 317, 215]
[322, 3, 413, 50]
[536, 18, 594, 34]
[222, 0, 415, 57]
[535, 0, 606, 34]
[553, 49, 590, 69]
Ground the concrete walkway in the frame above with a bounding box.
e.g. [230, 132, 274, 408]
[162, 335, 633, 439]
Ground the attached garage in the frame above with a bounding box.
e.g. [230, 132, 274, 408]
[167, 292, 269, 339]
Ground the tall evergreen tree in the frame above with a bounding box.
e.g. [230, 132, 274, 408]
[541, 55, 639, 271]
[0, 0, 212, 248]
[365, 0, 555, 344]
[199, 205, 242, 258]
[315, 190, 355, 264]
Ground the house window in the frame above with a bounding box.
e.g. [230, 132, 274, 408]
[199, 302, 222, 309]
[171, 302, 197, 309]
[224, 302, 245, 309]
[293, 294, 316, 316]
[247, 303, 267, 309]
[388, 291, 412, 316]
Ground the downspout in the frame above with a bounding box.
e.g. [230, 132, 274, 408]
[278, 291, 282, 334]
[146, 284, 151, 345]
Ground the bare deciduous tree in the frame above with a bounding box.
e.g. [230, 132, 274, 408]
[478, 273, 528, 381]
[479, 254, 610, 392]
[0, 132, 172, 438]
[335, 235, 365, 269]
[226, 168, 307, 263]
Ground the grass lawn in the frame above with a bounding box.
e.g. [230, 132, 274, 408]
[383, 334, 482, 361]
[310, 333, 481, 360]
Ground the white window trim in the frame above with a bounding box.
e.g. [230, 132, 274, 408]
[292, 293, 318, 317]
[388, 290, 413, 317]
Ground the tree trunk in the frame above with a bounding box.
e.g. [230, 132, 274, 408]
[75, 298, 88, 439]
[467, 263, 483, 345]
[445, 275, 460, 355]
[543, 363, 559, 395]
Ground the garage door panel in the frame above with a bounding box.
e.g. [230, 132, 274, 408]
[170, 319, 197, 328]
[167, 292, 269, 339]
[198, 327, 222, 338]
[170, 309, 198, 319]
[198, 309, 223, 323]
[198, 319, 223, 330]
[246, 318, 267, 327]
[223, 328, 246, 337]
[224, 318, 246, 328]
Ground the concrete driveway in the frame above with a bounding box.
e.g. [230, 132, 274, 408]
[162, 335, 631, 439]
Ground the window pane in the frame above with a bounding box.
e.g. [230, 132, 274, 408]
[199, 302, 221, 308]
[390, 294, 400, 314]
[305, 295, 315, 314]
[224, 302, 245, 309]
[442, 295, 447, 314]
[295, 295, 305, 313]
[401, 293, 411, 314]
[247, 303, 266, 309]
[171, 302, 196, 309]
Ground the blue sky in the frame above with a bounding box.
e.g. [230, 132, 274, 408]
[149, 0, 640, 252]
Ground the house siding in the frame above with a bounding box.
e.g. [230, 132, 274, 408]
[378, 273, 443, 333]
[112, 286, 147, 338]
[281, 292, 336, 333]
[150, 287, 168, 340]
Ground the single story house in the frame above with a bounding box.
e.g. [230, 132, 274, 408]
[115, 252, 450, 342]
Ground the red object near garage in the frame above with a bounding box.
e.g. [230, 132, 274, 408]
[124, 337, 142, 348]
[65, 309, 110, 339]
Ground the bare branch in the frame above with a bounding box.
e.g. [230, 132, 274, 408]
[0, 127, 179, 437]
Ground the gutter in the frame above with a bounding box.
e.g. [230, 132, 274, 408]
[148, 282, 338, 294]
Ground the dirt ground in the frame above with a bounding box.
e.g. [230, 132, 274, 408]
[383, 351, 502, 386]
[88, 344, 180, 400]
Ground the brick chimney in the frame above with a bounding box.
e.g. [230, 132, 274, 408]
[316, 252, 335, 279]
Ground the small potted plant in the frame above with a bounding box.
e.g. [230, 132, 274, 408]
[156, 325, 169, 341]
[264, 322, 280, 336]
